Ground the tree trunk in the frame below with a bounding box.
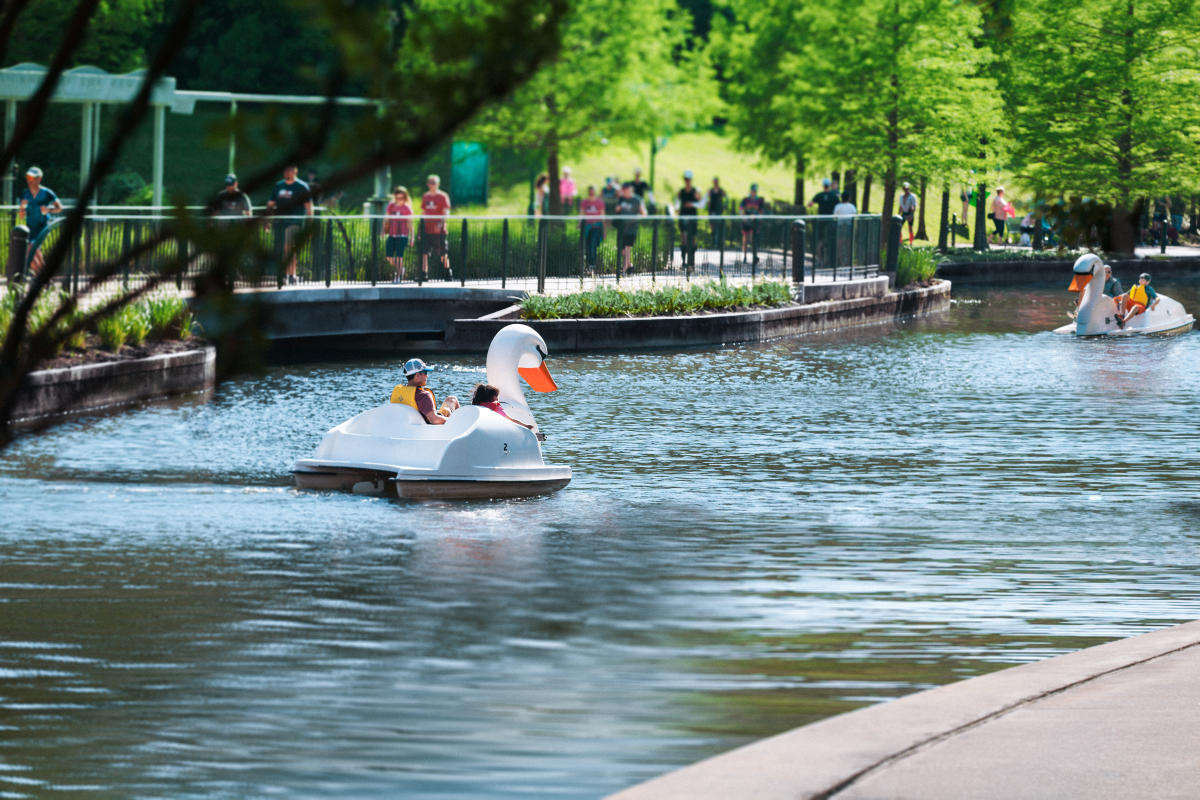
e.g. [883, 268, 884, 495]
[973, 182, 989, 251]
[831, 169, 841, 195]
[546, 138, 562, 216]
[793, 154, 805, 206]
[881, 173, 897, 251]
[545, 96, 562, 215]
[861, 175, 872, 214]
[845, 169, 858, 207]
[916, 177, 928, 240]
[937, 186, 949, 251]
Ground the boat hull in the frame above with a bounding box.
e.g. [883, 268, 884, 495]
[293, 465, 571, 500]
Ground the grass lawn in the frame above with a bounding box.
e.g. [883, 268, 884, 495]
[483, 130, 804, 214]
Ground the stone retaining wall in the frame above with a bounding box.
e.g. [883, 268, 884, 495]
[13, 346, 217, 427]
[938, 256, 1200, 283]
[446, 281, 950, 353]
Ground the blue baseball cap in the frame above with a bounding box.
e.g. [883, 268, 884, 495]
[403, 358, 432, 377]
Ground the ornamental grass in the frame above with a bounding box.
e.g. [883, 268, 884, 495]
[521, 280, 793, 320]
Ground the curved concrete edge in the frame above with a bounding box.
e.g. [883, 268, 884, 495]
[13, 345, 216, 427]
[239, 285, 527, 304]
[447, 281, 950, 353]
[606, 620, 1200, 800]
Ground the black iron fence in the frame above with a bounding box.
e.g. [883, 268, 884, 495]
[3, 210, 882, 293]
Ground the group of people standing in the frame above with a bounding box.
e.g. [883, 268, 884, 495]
[213, 167, 455, 285]
[560, 168, 771, 273]
[383, 175, 452, 283]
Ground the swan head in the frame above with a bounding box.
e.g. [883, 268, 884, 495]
[486, 324, 558, 397]
[1068, 253, 1104, 292]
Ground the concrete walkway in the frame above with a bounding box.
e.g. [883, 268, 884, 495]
[609, 620, 1200, 800]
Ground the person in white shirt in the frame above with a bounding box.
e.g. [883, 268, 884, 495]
[833, 193, 857, 217]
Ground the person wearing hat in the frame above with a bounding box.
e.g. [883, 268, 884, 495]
[677, 169, 702, 268]
[898, 181, 918, 244]
[17, 166, 62, 276]
[601, 176, 619, 215]
[18, 166, 62, 242]
[739, 183, 766, 265]
[389, 358, 459, 424]
[808, 177, 839, 216]
[1115, 273, 1158, 327]
[213, 174, 252, 218]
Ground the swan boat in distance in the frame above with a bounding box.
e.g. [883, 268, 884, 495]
[1053, 253, 1194, 337]
[294, 324, 571, 499]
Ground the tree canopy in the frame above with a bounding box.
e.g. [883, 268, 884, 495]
[466, 0, 712, 211]
[716, 0, 1002, 219]
[1005, 0, 1200, 207]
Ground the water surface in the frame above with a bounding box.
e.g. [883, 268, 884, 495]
[2, 281, 1199, 798]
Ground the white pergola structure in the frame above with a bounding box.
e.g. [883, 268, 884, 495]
[0, 63, 191, 206]
[0, 63, 389, 208]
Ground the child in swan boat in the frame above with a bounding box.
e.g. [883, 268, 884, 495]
[1115, 273, 1158, 328]
[472, 383, 534, 430]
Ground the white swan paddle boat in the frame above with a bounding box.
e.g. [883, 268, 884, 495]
[1053, 253, 1194, 337]
[294, 324, 571, 499]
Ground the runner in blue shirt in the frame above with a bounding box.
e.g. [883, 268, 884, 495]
[18, 166, 62, 275]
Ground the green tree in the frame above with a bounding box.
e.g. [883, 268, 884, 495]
[1006, 0, 1200, 227]
[716, 0, 1002, 231]
[4, 0, 163, 73]
[467, 0, 710, 213]
[713, 0, 824, 205]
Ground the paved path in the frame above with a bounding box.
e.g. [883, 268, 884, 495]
[609, 620, 1200, 800]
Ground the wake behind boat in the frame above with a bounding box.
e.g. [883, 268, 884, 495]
[1053, 254, 1194, 337]
[293, 324, 571, 499]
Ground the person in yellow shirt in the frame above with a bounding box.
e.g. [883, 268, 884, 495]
[389, 358, 459, 424]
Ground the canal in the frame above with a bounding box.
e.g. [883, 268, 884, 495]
[2, 280, 1199, 798]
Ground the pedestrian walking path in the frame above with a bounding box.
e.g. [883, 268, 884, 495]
[609, 620, 1200, 800]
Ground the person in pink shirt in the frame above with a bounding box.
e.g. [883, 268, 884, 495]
[559, 166, 578, 212]
[471, 383, 533, 429]
[420, 174, 452, 281]
[384, 186, 413, 283]
[579, 184, 606, 273]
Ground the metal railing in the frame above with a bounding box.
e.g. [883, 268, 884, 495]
[3, 210, 882, 293]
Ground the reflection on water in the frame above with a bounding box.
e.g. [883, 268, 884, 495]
[1, 282, 1199, 798]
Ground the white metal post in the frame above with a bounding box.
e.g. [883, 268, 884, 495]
[228, 98, 236, 175]
[80, 101, 93, 196]
[152, 103, 165, 208]
[3, 99, 15, 204]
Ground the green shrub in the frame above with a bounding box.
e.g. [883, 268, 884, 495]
[96, 313, 128, 352]
[520, 280, 793, 320]
[896, 246, 943, 287]
[144, 295, 192, 340]
[122, 304, 151, 347]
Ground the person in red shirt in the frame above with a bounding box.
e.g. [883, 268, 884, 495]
[420, 174, 452, 281]
[384, 186, 413, 282]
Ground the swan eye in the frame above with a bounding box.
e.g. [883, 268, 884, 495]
[535, 345, 548, 362]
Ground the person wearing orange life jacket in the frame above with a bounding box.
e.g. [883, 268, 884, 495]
[1115, 272, 1158, 328]
[389, 358, 459, 424]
